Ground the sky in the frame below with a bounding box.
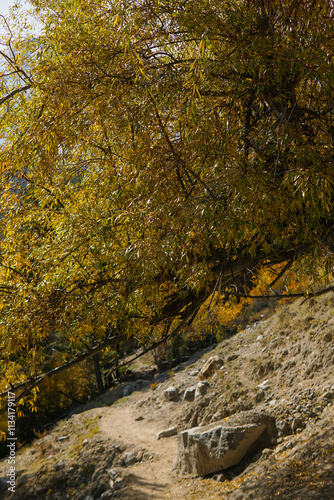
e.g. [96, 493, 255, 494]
[0, 1, 34, 17]
[0, 1, 41, 34]
[0, 0, 16, 15]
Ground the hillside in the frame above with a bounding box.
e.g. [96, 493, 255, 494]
[0, 293, 333, 499]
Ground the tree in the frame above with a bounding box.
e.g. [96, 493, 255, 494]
[0, 0, 333, 400]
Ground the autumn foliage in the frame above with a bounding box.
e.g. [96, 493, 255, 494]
[0, 0, 333, 412]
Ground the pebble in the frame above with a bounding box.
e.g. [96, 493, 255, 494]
[257, 380, 270, 390]
[270, 339, 279, 345]
[55, 459, 65, 470]
[58, 436, 69, 442]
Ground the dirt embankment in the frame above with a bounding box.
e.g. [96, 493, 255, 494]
[0, 294, 333, 499]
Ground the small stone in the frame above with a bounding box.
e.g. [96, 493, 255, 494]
[268, 399, 279, 406]
[257, 380, 270, 390]
[200, 356, 224, 378]
[100, 491, 113, 499]
[195, 381, 209, 399]
[276, 420, 292, 437]
[323, 332, 332, 342]
[257, 335, 265, 341]
[113, 478, 123, 491]
[291, 415, 304, 433]
[270, 339, 279, 345]
[183, 387, 196, 402]
[226, 354, 238, 362]
[58, 436, 69, 442]
[156, 427, 178, 440]
[164, 386, 178, 401]
[123, 452, 137, 466]
[55, 459, 65, 470]
[320, 391, 333, 402]
[106, 469, 118, 480]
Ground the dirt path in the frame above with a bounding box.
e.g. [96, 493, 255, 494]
[98, 392, 180, 499]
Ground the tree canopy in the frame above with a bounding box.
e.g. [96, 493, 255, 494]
[0, 0, 334, 395]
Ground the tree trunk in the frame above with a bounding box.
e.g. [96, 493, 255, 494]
[93, 353, 104, 395]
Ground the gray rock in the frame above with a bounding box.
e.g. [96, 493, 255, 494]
[320, 391, 333, 402]
[133, 379, 149, 390]
[291, 415, 304, 433]
[156, 426, 178, 440]
[195, 381, 209, 399]
[226, 354, 239, 362]
[111, 477, 123, 491]
[55, 459, 65, 470]
[183, 386, 196, 401]
[164, 386, 178, 401]
[173, 411, 276, 476]
[123, 384, 133, 397]
[257, 380, 270, 390]
[200, 355, 223, 378]
[122, 452, 137, 466]
[276, 420, 292, 437]
[216, 473, 228, 482]
[100, 491, 113, 499]
[115, 478, 123, 490]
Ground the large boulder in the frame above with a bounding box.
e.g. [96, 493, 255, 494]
[173, 411, 276, 476]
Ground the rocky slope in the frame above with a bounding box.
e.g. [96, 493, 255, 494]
[0, 294, 333, 499]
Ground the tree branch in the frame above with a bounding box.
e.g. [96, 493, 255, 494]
[0, 335, 116, 411]
[0, 85, 31, 107]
